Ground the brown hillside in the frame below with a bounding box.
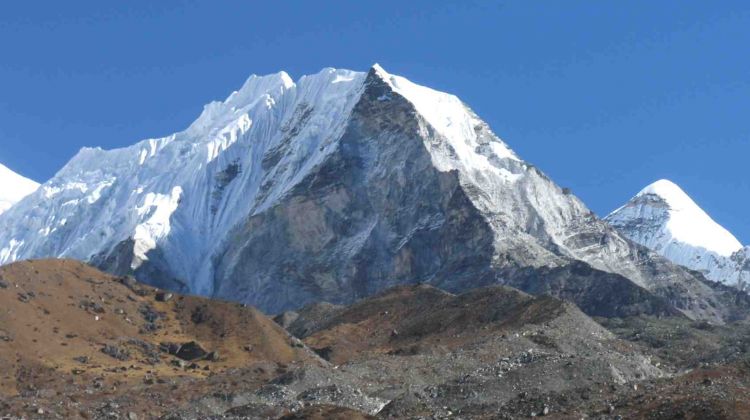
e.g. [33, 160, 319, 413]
[297, 284, 613, 365]
[0, 259, 317, 405]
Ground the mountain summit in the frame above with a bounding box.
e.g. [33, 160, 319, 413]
[0, 163, 39, 215]
[0, 66, 742, 320]
[607, 179, 749, 290]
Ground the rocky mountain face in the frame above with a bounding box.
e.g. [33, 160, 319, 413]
[0, 163, 38, 215]
[0, 65, 745, 321]
[607, 179, 750, 291]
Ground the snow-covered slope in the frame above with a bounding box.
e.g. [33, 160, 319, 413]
[606, 179, 749, 290]
[0, 68, 365, 282]
[0, 163, 39, 215]
[0, 66, 740, 320]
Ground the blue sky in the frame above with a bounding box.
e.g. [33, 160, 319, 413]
[1, 1, 748, 242]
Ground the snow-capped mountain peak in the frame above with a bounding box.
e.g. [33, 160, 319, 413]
[0, 163, 39, 214]
[0, 66, 739, 321]
[370, 64, 519, 169]
[607, 179, 748, 289]
[635, 179, 742, 257]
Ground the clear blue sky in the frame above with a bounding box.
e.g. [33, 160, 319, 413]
[1, 1, 748, 242]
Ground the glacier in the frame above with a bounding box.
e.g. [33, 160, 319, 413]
[0, 65, 743, 320]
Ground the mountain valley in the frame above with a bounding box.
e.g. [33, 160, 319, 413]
[1, 260, 749, 419]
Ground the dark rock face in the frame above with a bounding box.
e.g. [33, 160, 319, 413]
[155, 291, 173, 302]
[504, 261, 683, 319]
[91, 238, 138, 280]
[92, 238, 190, 294]
[212, 69, 496, 313]
[162, 341, 208, 361]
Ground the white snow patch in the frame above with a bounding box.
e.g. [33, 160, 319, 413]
[332, 73, 356, 84]
[132, 186, 183, 267]
[0, 239, 24, 262]
[0, 164, 39, 214]
[87, 179, 115, 204]
[205, 114, 253, 163]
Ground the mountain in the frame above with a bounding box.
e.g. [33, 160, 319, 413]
[0, 163, 39, 214]
[606, 179, 750, 291]
[0, 65, 743, 321]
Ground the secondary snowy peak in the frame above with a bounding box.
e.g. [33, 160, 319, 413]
[638, 179, 741, 256]
[0, 163, 39, 214]
[607, 179, 748, 289]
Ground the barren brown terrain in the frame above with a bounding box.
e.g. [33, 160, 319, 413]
[0, 259, 319, 418]
[2, 260, 750, 419]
